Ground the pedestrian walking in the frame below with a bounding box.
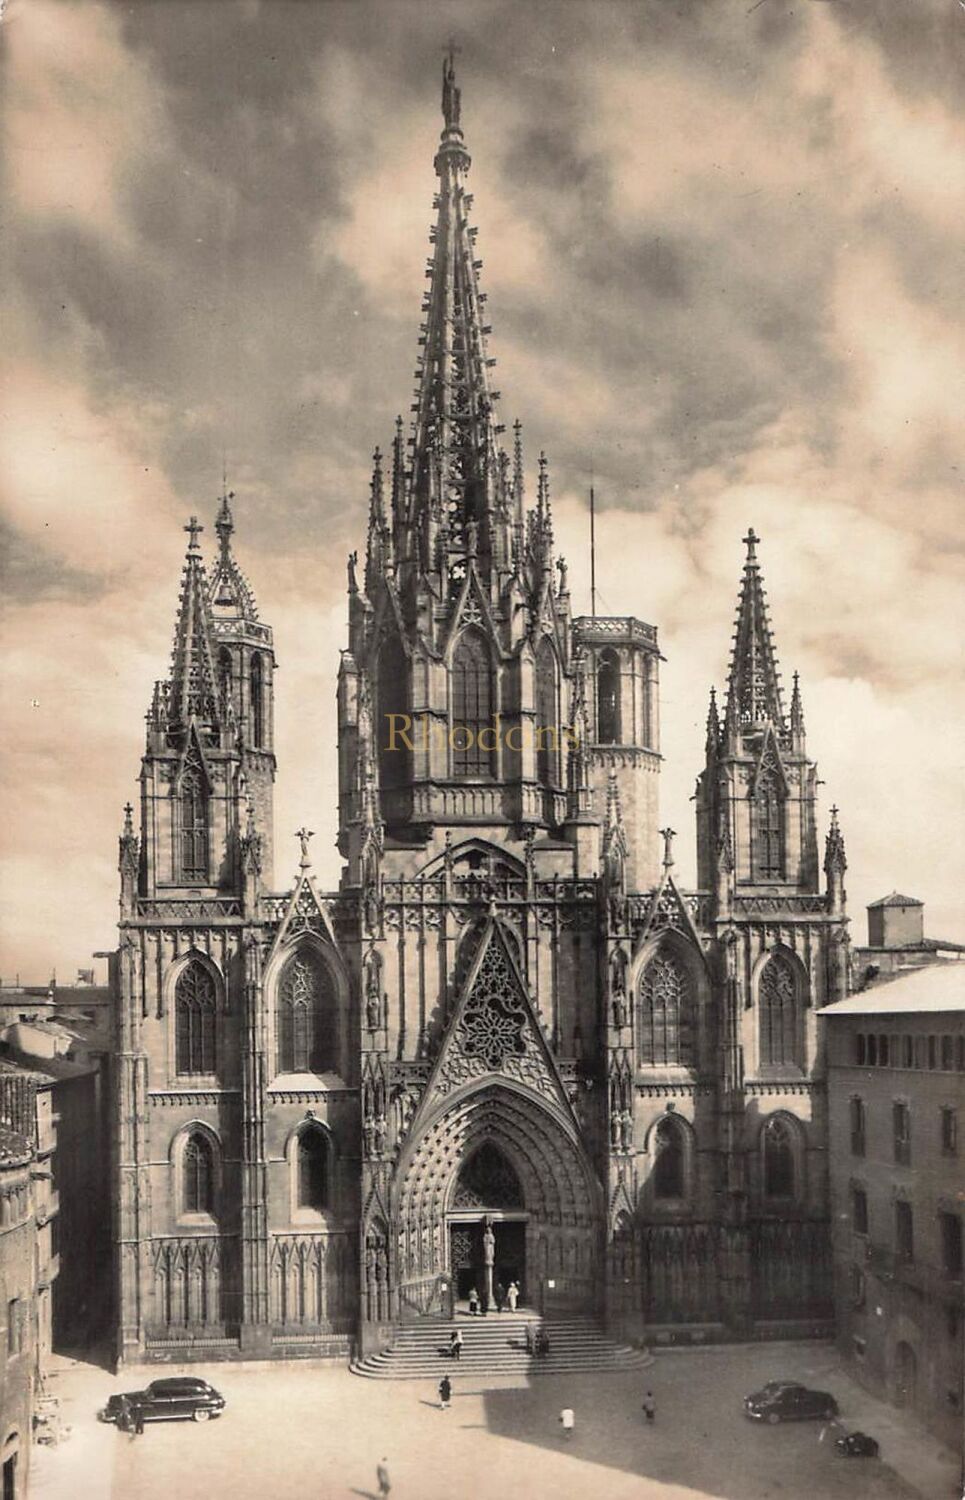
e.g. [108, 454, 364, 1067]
[559, 1407, 575, 1440]
[524, 1322, 535, 1355]
[642, 1391, 656, 1423]
[495, 1281, 505, 1313]
[468, 1287, 479, 1316]
[506, 1281, 519, 1312]
[439, 1375, 452, 1410]
[116, 1396, 131, 1435]
[376, 1457, 391, 1497]
[132, 1403, 145, 1437]
[450, 1328, 463, 1361]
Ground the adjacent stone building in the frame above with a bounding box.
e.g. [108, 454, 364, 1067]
[109, 58, 849, 1366]
[853, 894, 965, 989]
[820, 965, 964, 1449]
[0, 1125, 35, 1500]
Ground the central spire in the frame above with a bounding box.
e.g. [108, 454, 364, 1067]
[724, 528, 785, 730]
[405, 51, 507, 584]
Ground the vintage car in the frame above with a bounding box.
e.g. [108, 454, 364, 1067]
[744, 1381, 839, 1423]
[100, 1377, 225, 1424]
[835, 1430, 880, 1458]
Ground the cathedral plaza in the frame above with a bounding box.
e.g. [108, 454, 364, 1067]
[31, 1343, 955, 1500]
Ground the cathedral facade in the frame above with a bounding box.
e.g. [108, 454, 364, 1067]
[110, 60, 848, 1366]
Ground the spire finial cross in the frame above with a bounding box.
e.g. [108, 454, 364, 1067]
[296, 827, 315, 870]
[184, 516, 203, 552]
[660, 826, 676, 869]
[743, 527, 759, 560]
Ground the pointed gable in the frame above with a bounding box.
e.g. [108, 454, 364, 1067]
[268, 870, 338, 955]
[415, 916, 576, 1124]
[637, 871, 706, 954]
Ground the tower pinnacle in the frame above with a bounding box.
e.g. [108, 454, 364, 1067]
[724, 528, 785, 730]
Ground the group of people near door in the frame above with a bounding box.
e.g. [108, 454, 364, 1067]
[466, 1279, 519, 1314]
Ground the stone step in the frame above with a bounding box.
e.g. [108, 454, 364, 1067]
[351, 1315, 655, 1380]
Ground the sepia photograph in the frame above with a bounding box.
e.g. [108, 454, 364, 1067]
[1, 2, 963, 1497]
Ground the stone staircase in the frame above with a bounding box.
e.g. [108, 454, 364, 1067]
[351, 1311, 654, 1379]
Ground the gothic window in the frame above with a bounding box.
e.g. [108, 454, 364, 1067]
[296, 1128, 329, 1211]
[218, 647, 233, 718]
[276, 949, 336, 1074]
[378, 634, 410, 792]
[759, 953, 802, 1070]
[183, 1131, 214, 1215]
[752, 765, 785, 880]
[175, 962, 217, 1075]
[763, 1116, 796, 1199]
[451, 630, 493, 777]
[638, 955, 693, 1068]
[179, 745, 209, 882]
[250, 652, 264, 747]
[535, 637, 559, 786]
[653, 1117, 686, 1200]
[597, 648, 621, 745]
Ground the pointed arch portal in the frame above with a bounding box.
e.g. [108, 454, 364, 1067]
[390, 1082, 601, 1318]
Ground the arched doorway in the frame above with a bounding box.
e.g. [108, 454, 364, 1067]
[449, 1142, 526, 1309]
[894, 1340, 917, 1408]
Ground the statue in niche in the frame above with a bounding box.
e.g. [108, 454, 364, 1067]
[374, 1115, 387, 1156]
[365, 958, 382, 1030]
[363, 1114, 376, 1157]
[620, 1110, 633, 1151]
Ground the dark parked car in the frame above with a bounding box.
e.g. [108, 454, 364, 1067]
[744, 1382, 838, 1423]
[836, 1431, 879, 1458]
[100, 1377, 225, 1424]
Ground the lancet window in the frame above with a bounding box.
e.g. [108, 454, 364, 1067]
[183, 1131, 214, 1215]
[296, 1127, 329, 1211]
[596, 648, 621, 745]
[638, 955, 694, 1068]
[178, 745, 209, 882]
[452, 630, 493, 777]
[535, 638, 559, 787]
[175, 962, 217, 1075]
[752, 765, 785, 880]
[763, 1116, 796, 1199]
[759, 952, 802, 1070]
[250, 652, 264, 747]
[276, 949, 336, 1075]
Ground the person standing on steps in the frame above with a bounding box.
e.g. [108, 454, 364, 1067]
[376, 1457, 391, 1497]
[439, 1374, 452, 1410]
[506, 1280, 519, 1312]
[559, 1407, 575, 1441]
[450, 1327, 463, 1361]
[642, 1391, 656, 1423]
[468, 1286, 479, 1316]
[495, 1281, 505, 1313]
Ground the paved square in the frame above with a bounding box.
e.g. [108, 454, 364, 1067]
[32, 1342, 959, 1500]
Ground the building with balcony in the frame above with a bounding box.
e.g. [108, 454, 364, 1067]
[819, 964, 964, 1450]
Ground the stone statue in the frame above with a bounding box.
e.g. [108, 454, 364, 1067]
[365, 961, 381, 1030]
[374, 1114, 387, 1156]
[482, 1217, 495, 1267]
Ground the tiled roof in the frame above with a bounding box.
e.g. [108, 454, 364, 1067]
[867, 891, 923, 908]
[818, 963, 963, 1016]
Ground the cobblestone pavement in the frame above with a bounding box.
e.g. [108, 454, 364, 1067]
[31, 1341, 960, 1500]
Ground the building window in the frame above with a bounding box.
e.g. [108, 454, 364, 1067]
[941, 1107, 958, 1156]
[377, 634, 410, 793]
[850, 1265, 866, 1309]
[276, 949, 336, 1074]
[183, 1132, 214, 1215]
[855, 1033, 866, 1066]
[596, 648, 621, 744]
[895, 1199, 914, 1263]
[850, 1096, 866, 1157]
[940, 1212, 963, 1280]
[758, 952, 801, 1070]
[652, 1117, 685, 1200]
[175, 962, 217, 1075]
[296, 1128, 329, 1211]
[763, 1116, 796, 1199]
[452, 630, 493, 778]
[6, 1298, 22, 1357]
[928, 1035, 937, 1069]
[852, 1185, 868, 1235]
[867, 1035, 878, 1066]
[535, 637, 559, 787]
[902, 1035, 913, 1069]
[941, 1035, 954, 1071]
[914, 1035, 926, 1069]
[878, 1034, 889, 1067]
[751, 765, 785, 881]
[218, 647, 233, 717]
[957, 1036, 965, 1071]
[178, 745, 209, 882]
[638, 955, 693, 1068]
[893, 1101, 911, 1165]
[250, 652, 264, 747]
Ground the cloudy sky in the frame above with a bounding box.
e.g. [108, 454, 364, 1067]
[2, 0, 963, 981]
